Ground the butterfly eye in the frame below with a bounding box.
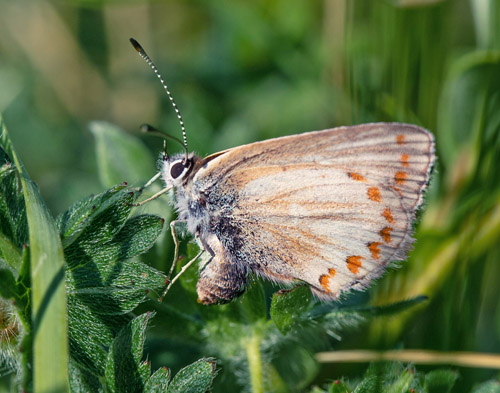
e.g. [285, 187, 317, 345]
[170, 162, 186, 179]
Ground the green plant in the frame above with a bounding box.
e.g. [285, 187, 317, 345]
[0, 118, 217, 392]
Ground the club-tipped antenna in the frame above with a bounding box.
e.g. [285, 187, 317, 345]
[140, 123, 188, 160]
[130, 38, 189, 162]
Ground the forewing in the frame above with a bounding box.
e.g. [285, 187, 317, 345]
[195, 123, 435, 299]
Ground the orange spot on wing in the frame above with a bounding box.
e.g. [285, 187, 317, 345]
[397, 134, 405, 145]
[368, 242, 381, 260]
[319, 274, 331, 292]
[401, 153, 409, 167]
[348, 172, 367, 182]
[328, 268, 336, 277]
[367, 187, 382, 202]
[380, 227, 393, 243]
[395, 171, 407, 185]
[346, 256, 363, 274]
[382, 208, 394, 223]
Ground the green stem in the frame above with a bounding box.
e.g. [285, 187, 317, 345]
[245, 328, 263, 393]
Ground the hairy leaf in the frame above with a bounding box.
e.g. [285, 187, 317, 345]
[167, 358, 217, 393]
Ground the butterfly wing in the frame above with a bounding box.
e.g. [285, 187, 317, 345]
[193, 123, 435, 301]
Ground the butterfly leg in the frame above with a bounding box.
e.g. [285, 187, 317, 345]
[166, 219, 188, 281]
[159, 249, 205, 302]
[129, 172, 173, 206]
[132, 187, 171, 206]
[158, 219, 202, 302]
[141, 171, 162, 189]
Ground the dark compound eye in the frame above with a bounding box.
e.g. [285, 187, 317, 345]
[170, 162, 185, 179]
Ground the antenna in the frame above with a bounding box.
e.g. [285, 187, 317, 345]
[130, 38, 189, 161]
[140, 123, 188, 161]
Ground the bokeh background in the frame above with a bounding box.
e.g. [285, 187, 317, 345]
[1, 0, 500, 391]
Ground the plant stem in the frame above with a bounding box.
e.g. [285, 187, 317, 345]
[316, 349, 500, 369]
[245, 328, 263, 393]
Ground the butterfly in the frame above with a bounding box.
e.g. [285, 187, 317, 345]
[130, 39, 436, 305]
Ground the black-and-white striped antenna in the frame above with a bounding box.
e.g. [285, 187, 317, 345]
[130, 38, 189, 161]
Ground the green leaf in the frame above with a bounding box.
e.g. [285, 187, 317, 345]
[0, 233, 22, 272]
[0, 137, 27, 272]
[424, 369, 458, 393]
[353, 363, 396, 393]
[56, 182, 128, 245]
[385, 367, 414, 393]
[90, 121, 155, 188]
[270, 285, 311, 334]
[111, 214, 166, 262]
[66, 213, 166, 292]
[65, 210, 166, 314]
[68, 359, 104, 393]
[1, 116, 69, 392]
[0, 268, 17, 299]
[63, 190, 137, 262]
[68, 296, 131, 376]
[352, 375, 378, 393]
[328, 380, 350, 393]
[104, 312, 154, 393]
[438, 50, 500, 168]
[61, 188, 166, 376]
[167, 358, 217, 393]
[144, 367, 171, 393]
[471, 380, 500, 393]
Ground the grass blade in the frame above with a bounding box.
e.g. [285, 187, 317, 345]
[0, 116, 69, 392]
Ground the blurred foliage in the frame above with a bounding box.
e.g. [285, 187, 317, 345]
[1, 0, 500, 392]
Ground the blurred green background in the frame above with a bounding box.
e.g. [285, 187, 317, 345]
[1, 0, 500, 391]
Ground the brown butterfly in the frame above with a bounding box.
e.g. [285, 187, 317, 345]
[130, 39, 435, 305]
